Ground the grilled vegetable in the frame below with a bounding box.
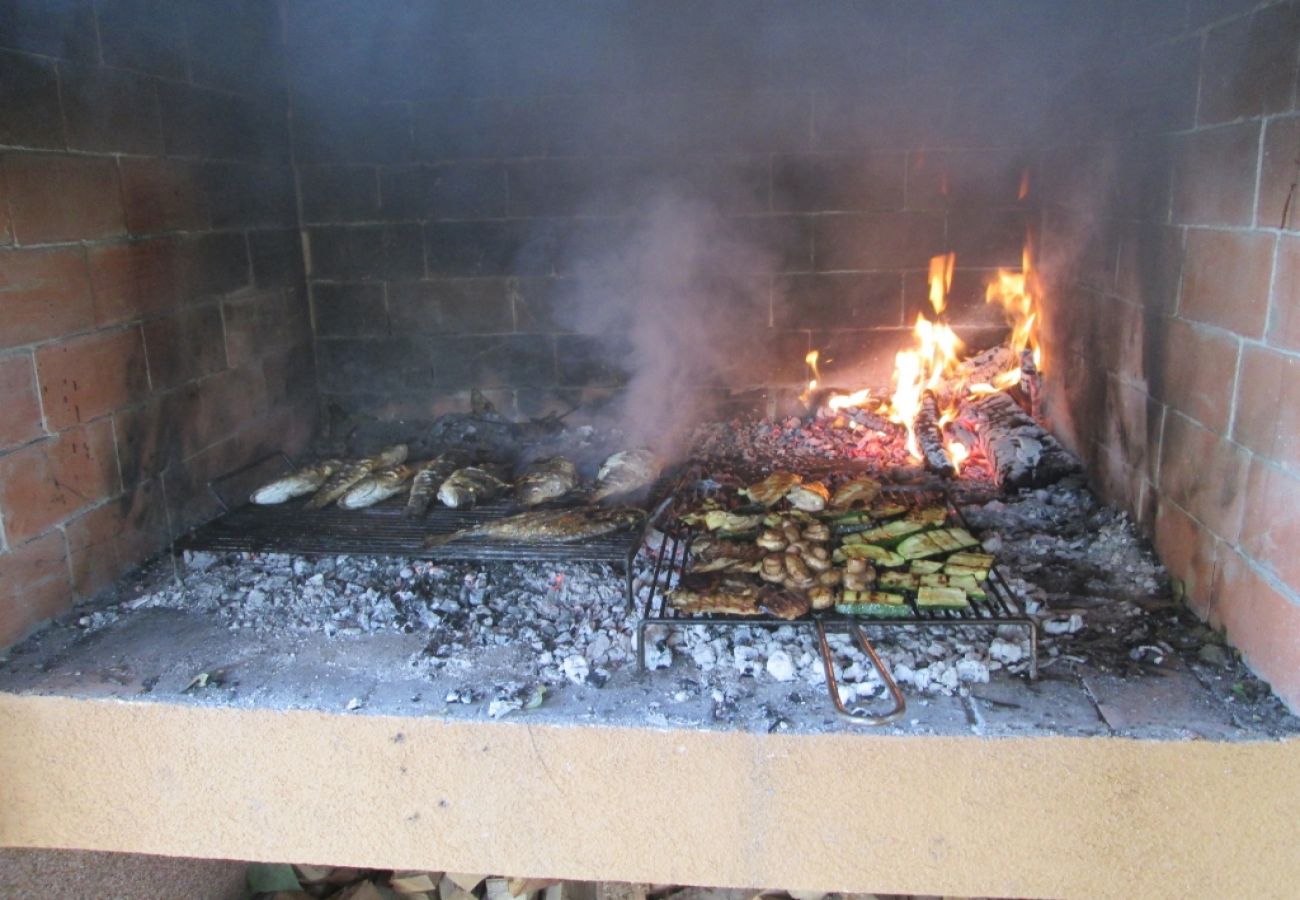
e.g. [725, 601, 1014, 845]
[591, 448, 660, 503]
[250, 459, 342, 504]
[702, 510, 764, 533]
[878, 570, 920, 592]
[405, 452, 468, 518]
[837, 591, 911, 618]
[942, 563, 990, 580]
[760, 555, 787, 583]
[830, 475, 881, 510]
[742, 471, 802, 506]
[850, 519, 929, 546]
[338, 463, 417, 509]
[437, 466, 509, 509]
[895, 527, 980, 560]
[801, 521, 831, 542]
[868, 501, 907, 519]
[916, 585, 970, 610]
[424, 506, 644, 547]
[783, 553, 814, 587]
[787, 481, 830, 512]
[808, 585, 837, 610]
[842, 569, 875, 592]
[946, 551, 995, 569]
[804, 545, 832, 572]
[906, 505, 949, 526]
[514, 456, 578, 506]
[817, 568, 843, 587]
[920, 572, 986, 599]
[833, 542, 905, 567]
[756, 528, 788, 551]
[306, 444, 408, 509]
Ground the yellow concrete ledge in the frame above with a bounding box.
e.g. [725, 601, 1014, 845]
[2, 694, 1298, 900]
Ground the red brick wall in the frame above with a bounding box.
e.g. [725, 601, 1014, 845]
[1038, 0, 1300, 708]
[0, 0, 314, 647]
[282, 2, 1105, 420]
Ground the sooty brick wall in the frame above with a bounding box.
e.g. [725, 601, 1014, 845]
[0, 0, 313, 647]
[1036, 0, 1300, 708]
[284, 1, 1107, 420]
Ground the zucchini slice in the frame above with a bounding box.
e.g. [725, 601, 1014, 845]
[852, 519, 929, 546]
[877, 570, 920, 592]
[837, 591, 912, 618]
[942, 563, 990, 580]
[868, 502, 908, 519]
[905, 505, 949, 526]
[895, 527, 979, 560]
[916, 585, 970, 610]
[909, 559, 944, 575]
[919, 573, 986, 599]
[946, 551, 994, 569]
[834, 543, 905, 567]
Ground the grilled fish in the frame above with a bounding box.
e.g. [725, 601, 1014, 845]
[305, 444, 409, 509]
[424, 506, 644, 547]
[338, 463, 417, 510]
[830, 475, 882, 510]
[514, 456, 578, 506]
[742, 471, 802, 506]
[437, 466, 508, 509]
[669, 573, 810, 620]
[590, 448, 660, 503]
[404, 452, 467, 518]
[250, 459, 342, 505]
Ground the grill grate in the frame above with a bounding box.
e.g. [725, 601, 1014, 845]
[636, 482, 1038, 725]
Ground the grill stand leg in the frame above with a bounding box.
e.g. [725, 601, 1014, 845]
[815, 619, 907, 726]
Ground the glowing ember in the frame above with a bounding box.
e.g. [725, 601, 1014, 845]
[826, 387, 871, 411]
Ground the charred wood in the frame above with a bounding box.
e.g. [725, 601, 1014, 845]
[963, 391, 1079, 489]
[1019, 348, 1041, 419]
[916, 391, 955, 477]
[846, 406, 906, 437]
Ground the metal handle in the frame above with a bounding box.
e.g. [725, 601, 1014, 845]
[815, 619, 907, 726]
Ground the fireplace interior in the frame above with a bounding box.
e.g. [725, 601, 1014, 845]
[2, 0, 1300, 895]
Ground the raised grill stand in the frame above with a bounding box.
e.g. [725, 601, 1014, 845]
[636, 486, 1038, 726]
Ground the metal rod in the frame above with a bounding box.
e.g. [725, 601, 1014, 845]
[815, 618, 906, 726]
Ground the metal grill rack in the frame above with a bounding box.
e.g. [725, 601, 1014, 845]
[637, 484, 1037, 726]
[174, 455, 648, 602]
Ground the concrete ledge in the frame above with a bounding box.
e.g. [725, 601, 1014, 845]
[3, 695, 1299, 899]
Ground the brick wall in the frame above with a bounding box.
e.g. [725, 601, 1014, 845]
[1038, 0, 1300, 708]
[0, 0, 313, 647]
[284, 1, 1100, 419]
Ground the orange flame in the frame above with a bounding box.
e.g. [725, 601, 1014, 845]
[827, 387, 871, 411]
[928, 252, 955, 316]
[799, 350, 821, 407]
[986, 238, 1043, 375]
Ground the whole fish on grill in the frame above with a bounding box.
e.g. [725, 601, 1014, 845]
[437, 466, 509, 509]
[668, 573, 810, 620]
[404, 452, 468, 519]
[338, 463, 418, 510]
[590, 448, 660, 503]
[305, 444, 408, 509]
[424, 506, 644, 547]
[514, 456, 578, 507]
[250, 459, 342, 505]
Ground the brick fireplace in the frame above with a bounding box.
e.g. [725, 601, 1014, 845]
[2, 3, 1300, 893]
[3, 0, 1297, 704]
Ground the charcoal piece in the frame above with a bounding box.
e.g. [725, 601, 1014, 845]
[916, 391, 955, 478]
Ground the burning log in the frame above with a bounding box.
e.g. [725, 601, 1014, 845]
[803, 386, 904, 437]
[916, 391, 955, 477]
[963, 391, 1079, 489]
[1019, 348, 1041, 419]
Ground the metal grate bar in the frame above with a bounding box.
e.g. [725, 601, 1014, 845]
[174, 496, 644, 568]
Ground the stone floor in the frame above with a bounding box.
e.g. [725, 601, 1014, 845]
[0, 848, 246, 900]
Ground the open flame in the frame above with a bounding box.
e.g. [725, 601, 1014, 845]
[799, 240, 1042, 473]
[986, 238, 1042, 371]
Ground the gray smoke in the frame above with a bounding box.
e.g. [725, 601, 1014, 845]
[555, 196, 774, 459]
